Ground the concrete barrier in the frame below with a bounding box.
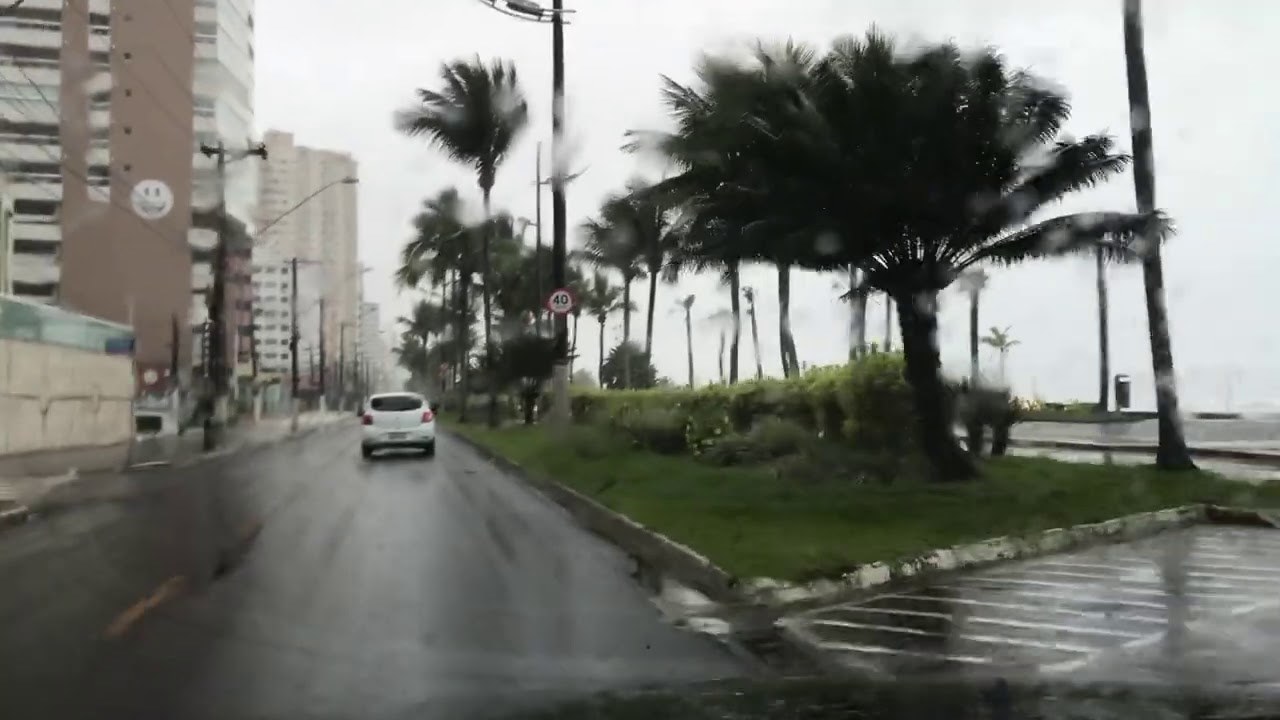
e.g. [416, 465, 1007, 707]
[0, 337, 134, 477]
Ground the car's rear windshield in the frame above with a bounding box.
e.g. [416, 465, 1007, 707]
[370, 395, 423, 412]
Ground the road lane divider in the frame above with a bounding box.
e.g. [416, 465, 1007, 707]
[104, 575, 186, 639]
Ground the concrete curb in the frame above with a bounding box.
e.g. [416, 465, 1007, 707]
[446, 429, 744, 604]
[750, 505, 1205, 610]
[1010, 437, 1280, 465]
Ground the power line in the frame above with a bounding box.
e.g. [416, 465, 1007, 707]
[0, 102, 188, 254]
[56, 1, 196, 137]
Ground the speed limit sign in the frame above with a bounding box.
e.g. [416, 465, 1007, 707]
[545, 287, 576, 315]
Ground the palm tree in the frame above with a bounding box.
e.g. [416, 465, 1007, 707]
[578, 212, 645, 386]
[703, 308, 734, 384]
[981, 326, 1020, 384]
[678, 294, 696, 387]
[607, 180, 682, 361]
[567, 267, 589, 374]
[637, 33, 1167, 481]
[580, 271, 625, 388]
[395, 188, 479, 419]
[395, 56, 530, 427]
[397, 299, 449, 382]
[742, 286, 764, 380]
[956, 269, 989, 385]
[1122, 0, 1195, 469]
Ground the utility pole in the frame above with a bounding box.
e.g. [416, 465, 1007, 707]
[318, 298, 327, 410]
[352, 350, 361, 403]
[549, 0, 570, 426]
[200, 139, 266, 450]
[249, 322, 259, 381]
[337, 323, 347, 410]
[168, 314, 179, 389]
[289, 258, 301, 431]
[535, 141, 544, 335]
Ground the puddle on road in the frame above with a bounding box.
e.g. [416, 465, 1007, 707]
[627, 555, 821, 677]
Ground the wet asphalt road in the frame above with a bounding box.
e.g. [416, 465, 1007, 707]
[0, 425, 744, 720]
[787, 525, 1280, 694]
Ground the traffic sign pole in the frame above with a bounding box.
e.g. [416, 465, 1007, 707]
[546, 287, 575, 315]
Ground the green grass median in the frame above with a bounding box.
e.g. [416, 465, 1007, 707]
[448, 421, 1280, 582]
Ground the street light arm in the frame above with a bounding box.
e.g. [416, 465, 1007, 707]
[472, 0, 573, 23]
[257, 176, 358, 239]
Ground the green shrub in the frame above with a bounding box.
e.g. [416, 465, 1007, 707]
[747, 417, 814, 459]
[838, 352, 917, 454]
[567, 353, 920, 467]
[613, 407, 689, 455]
[699, 433, 761, 466]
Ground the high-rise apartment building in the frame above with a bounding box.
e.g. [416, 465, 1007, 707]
[253, 130, 359, 387]
[358, 301, 393, 393]
[0, 0, 255, 393]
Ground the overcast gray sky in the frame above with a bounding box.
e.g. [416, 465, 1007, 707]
[254, 0, 1280, 412]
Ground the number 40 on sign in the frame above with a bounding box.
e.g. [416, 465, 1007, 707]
[545, 288, 575, 315]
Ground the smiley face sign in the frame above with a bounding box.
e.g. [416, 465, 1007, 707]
[131, 179, 174, 220]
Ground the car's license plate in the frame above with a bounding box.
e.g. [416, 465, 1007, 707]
[388, 432, 406, 440]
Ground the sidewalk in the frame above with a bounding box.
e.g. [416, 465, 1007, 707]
[1, 411, 349, 528]
[1007, 435, 1280, 465]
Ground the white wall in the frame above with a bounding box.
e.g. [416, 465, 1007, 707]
[0, 338, 134, 457]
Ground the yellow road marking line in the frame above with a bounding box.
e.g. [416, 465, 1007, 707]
[105, 575, 186, 639]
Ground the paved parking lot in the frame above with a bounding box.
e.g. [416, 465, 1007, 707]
[786, 525, 1280, 681]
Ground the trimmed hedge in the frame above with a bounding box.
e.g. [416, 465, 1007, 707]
[570, 352, 920, 458]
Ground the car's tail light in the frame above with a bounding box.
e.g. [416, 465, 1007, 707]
[361, 413, 373, 426]
[421, 410, 434, 423]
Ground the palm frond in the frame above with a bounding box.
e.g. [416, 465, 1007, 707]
[395, 57, 530, 190]
[964, 211, 1172, 269]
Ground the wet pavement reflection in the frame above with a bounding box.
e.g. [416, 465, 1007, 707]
[788, 525, 1280, 690]
[0, 426, 745, 720]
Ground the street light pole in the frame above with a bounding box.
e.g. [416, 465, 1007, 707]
[473, 0, 575, 425]
[548, 0, 571, 426]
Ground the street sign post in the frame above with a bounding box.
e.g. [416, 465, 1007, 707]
[545, 287, 575, 315]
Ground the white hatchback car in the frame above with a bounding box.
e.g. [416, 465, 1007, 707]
[360, 392, 437, 459]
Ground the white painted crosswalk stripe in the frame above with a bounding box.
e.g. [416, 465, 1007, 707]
[826, 605, 1146, 638]
[790, 526, 1280, 676]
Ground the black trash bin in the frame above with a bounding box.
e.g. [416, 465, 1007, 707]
[1114, 374, 1131, 410]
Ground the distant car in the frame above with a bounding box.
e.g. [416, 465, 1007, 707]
[360, 392, 437, 459]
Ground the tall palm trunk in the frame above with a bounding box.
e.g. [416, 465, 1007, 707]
[746, 293, 763, 380]
[457, 272, 472, 422]
[727, 263, 741, 384]
[717, 331, 726, 384]
[896, 291, 977, 482]
[621, 277, 633, 389]
[1123, 0, 1194, 470]
[1095, 247, 1111, 412]
[777, 263, 798, 377]
[597, 317, 606, 388]
[849, 267, 867, 359]
[883, 296, 893, 352]
[968, 291, 980, 385]
[684, 305, 694, 388]
[570, 310, 580, 375]
[480, 189, 498, 427]
[644, 272, 658, 359]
